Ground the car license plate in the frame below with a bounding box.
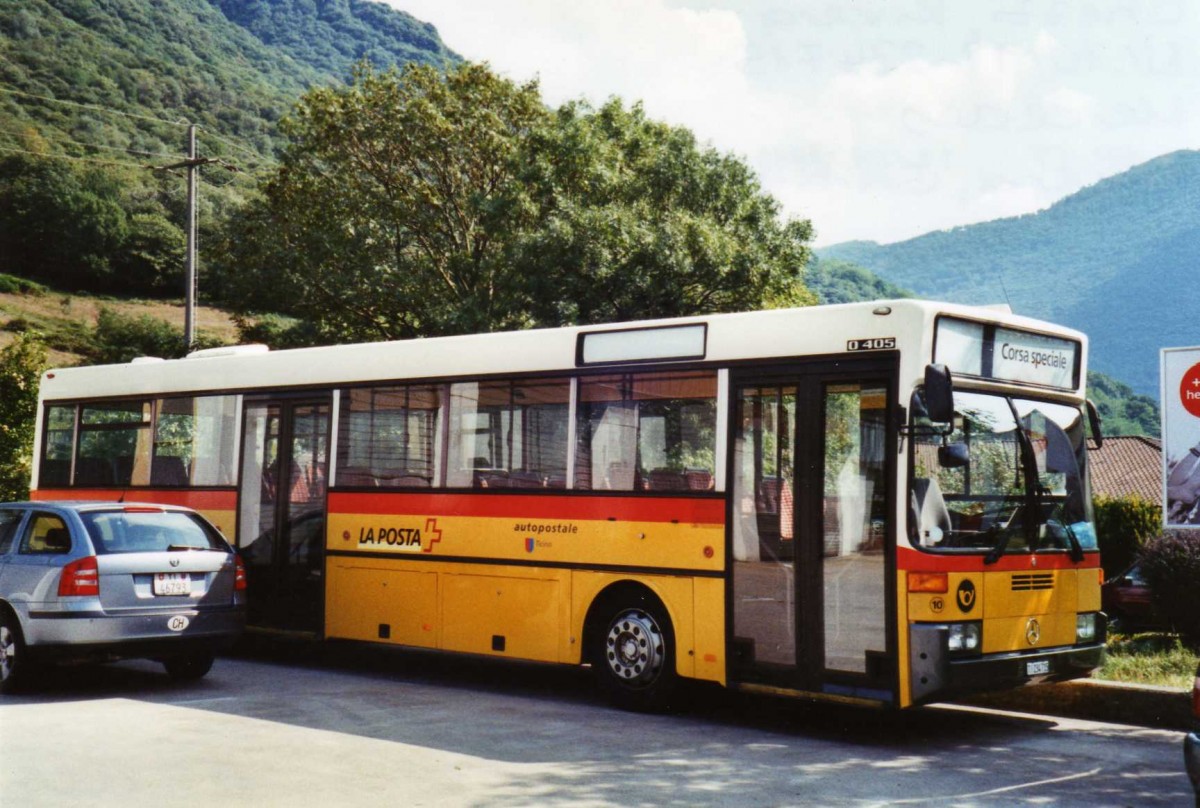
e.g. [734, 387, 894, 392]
[1026, 659, 1051, 676]
[153, 573, 191, 596]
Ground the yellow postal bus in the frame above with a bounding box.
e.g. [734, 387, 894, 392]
[30, 300, 1105, 709]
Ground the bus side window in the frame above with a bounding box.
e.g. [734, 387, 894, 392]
[337, 385, 442, 488]
[575, 371, 717, 492]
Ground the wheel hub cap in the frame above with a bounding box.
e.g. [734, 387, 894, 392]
[605, 609, 664, 685]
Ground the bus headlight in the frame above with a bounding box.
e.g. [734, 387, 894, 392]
[946, 622, 982, 655]
[1076, 613, 1097, 642]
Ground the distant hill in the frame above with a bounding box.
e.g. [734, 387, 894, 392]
[805, 256, 911, 305]
[819, 150, 1200, 396]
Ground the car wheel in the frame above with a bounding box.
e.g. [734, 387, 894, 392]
[0, 610, 31, 694]
[592, 593, 677, 712]
[163, 652, 214, 681]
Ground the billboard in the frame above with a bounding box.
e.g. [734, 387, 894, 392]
[1162, 347, 1200, 527]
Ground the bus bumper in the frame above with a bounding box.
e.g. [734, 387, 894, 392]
[910, 623, 1106, 704]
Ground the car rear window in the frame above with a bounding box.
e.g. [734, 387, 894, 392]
[80, 510, 228, 555]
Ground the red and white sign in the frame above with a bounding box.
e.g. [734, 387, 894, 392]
[1180, 361, 1200, 418]
[1162, 348, 1200, 528]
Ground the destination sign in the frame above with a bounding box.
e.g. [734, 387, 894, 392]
[934, 317, 1079, 390]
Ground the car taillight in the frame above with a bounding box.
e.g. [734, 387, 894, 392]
[58, 555, 99, 596]
[234, 555, 247, 592]
[1193, 676, 1200, 720]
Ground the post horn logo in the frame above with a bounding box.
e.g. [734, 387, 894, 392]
[1025, 618, 1041, 646]
[956, 579, 976, 613]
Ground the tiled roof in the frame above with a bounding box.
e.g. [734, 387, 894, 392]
[1087, 435, 1161, 505]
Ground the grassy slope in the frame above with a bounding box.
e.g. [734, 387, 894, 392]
[0, 285, 240, 367]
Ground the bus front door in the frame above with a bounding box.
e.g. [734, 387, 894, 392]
[730, 363, 896, 702]
[238, 396, 331, 633]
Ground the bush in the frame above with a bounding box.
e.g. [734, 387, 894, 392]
[0, 334, 47, 500]
[89, 308, 226, 364]
[1139, 531, 1200, 645]
[1093, 494, 1161, 577]
[233, 312, 321, 349]
[0, 274, 47, 295]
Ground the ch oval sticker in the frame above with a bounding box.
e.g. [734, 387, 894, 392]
[167, 615, 190, 632]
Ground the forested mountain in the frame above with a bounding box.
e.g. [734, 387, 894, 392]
[819, 150, 1200, 396]
[1, 0, 456, 160]
[0, 0, 455, 299]
[805, 256, 911, 305]
[1087, 370, 1160, 438]
[212, 0, 455, 78]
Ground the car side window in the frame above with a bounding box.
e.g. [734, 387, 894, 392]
[20, 513, 72, 555]
[0, 509, 22, 554]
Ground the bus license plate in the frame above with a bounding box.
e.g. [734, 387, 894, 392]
[153, 573, 191, 596]
[1026, 659, 1050, 676]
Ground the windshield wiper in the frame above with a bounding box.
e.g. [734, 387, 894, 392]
[982, 524, 1007, 565]
[167, 544, 219, 552]
[1060, 520, 1085, 563]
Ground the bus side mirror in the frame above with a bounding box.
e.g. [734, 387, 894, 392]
[1087, 399, 1104, 449]
[924, 364, 955, 423]
[938, 443, 970, 468]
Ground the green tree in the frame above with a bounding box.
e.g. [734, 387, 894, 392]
[215, 62, 814, 342]
[0, 334, 47, 500]
[517, 99, 813, 325]
[217, 62, 549, 342]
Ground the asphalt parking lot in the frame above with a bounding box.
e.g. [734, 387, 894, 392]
[0, 638, 1191, 806]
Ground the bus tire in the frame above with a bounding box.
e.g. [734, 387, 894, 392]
[0, 608, 32, 694]
[592, 592, 677, 712]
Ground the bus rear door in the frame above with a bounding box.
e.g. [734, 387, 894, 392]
[237, 395, 332, 632]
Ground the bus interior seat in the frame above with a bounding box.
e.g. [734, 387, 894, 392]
[40, 459, 71, 486]
[151, 455, 189, 487]
[112, 456, 136, 485]
[337, 466, 379, 487]
[507, 471, 545, 489]
[686, 470, 714, 491]
[911, 477, 951, 546]
[391, 475, 431, 488]
[75, 457, 115, 486]
[645, 469, 687, 491]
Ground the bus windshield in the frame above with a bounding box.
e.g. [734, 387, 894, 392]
[910, 390, 1097, 557]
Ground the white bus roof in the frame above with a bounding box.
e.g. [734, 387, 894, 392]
[38, 299, 1087, 402]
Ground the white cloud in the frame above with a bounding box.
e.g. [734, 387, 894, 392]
[386, 3, 1200, 246]
[391, 0, 776, 150]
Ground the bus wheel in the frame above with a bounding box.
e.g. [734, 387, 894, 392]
[593, 596, 677, 712]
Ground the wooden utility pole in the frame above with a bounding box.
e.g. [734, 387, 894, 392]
[151, 124, 234, 352]
[184, 123, 198, 350]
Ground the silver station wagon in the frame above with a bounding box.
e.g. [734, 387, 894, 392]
[0, 502, 246, 692]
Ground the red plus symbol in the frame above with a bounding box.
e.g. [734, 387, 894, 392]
[1181, 362, 1200, 418]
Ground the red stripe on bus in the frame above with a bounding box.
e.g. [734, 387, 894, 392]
[32, 488, 237, 510]
[328, 491, 726, 524]
[897, 546, 1099, 572]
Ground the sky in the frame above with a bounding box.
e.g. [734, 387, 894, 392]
[388, 0, 1200, 247]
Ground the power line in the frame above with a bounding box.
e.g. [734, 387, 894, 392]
[201, 130, 272, 163]
[0, 125, 181, 160]
[0, 143, 149, 170]
[0, 85, 190, 129]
